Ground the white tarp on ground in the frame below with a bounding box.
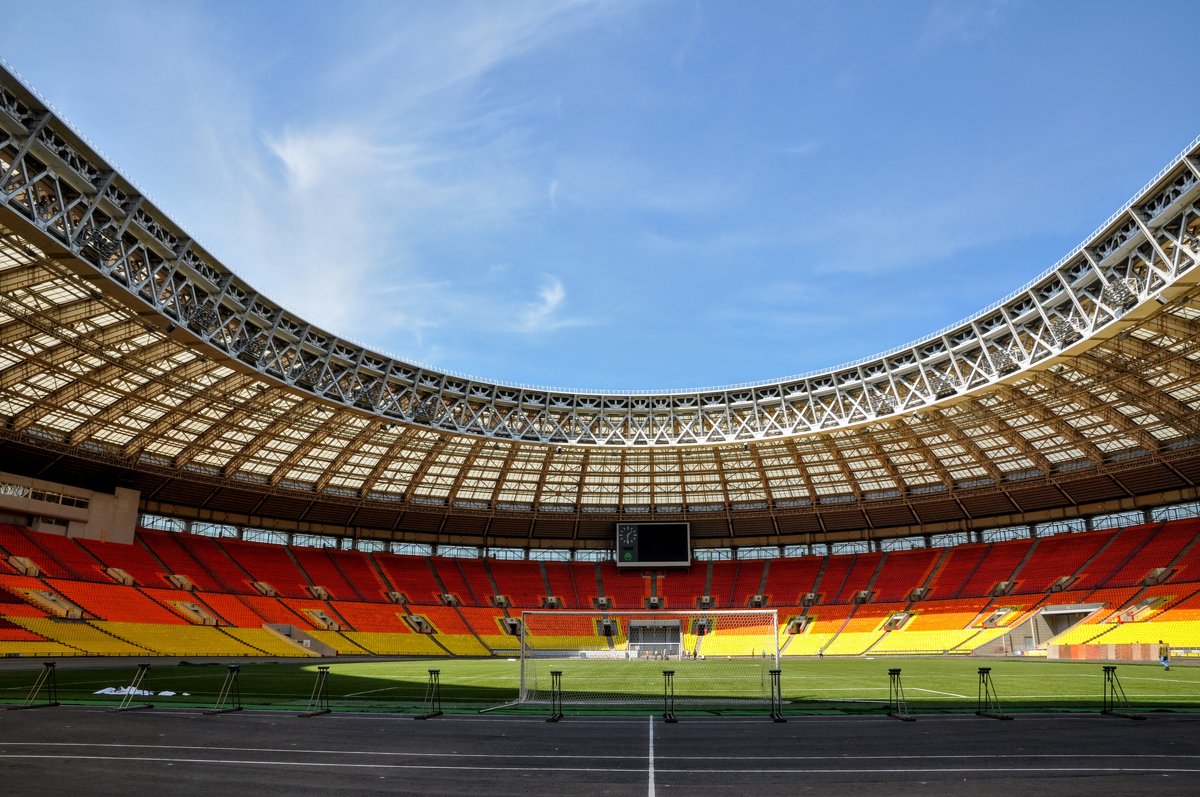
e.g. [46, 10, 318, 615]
[92, 687, 189, 696]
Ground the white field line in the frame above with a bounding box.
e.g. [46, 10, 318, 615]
[910, 687, 970, 698]
[343, 686, 403, 696]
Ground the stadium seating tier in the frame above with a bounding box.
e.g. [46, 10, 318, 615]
[3, 520, 1200, 657]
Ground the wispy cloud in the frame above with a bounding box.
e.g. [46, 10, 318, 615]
[184, 2, 635, 366]
[780, 141, 819, 158]
[554, 153, 741, 215]
[513, 274, 594, 334]
[330, 2, 610, 109]
[16, 0, 1175, 391]
[919, 0, 1014, 48]
[672, 0, 704, 71]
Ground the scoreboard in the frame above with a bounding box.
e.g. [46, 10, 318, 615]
[615, 522, 691, 568]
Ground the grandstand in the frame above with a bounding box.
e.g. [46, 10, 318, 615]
[0, 62, 1199, 671]
[0, 519, 1197, 658]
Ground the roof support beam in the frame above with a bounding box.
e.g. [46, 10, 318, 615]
[68, 357, 217, 445]
[1075, 350, 1200, 436]
[988, 383, 1108, 464]
[964, 397, 1056, 476]
[121, 372, 263, 459]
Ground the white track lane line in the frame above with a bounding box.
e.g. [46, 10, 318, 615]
[0, 741, 642, 760]
[648, 715, 656, 797]
[4, 744, 1199, 763]
[0, 754, 643, 773]
[7, 754, 1197, 778]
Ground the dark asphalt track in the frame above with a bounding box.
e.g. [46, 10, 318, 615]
[2, 706, 1198, 796]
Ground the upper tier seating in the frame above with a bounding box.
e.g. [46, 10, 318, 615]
[138, 530, 229, 592]
[832, 553, 883, 603]
[542, 561, 585, 608]
[1166, 519, 1200, 581]
[1072, 523, 1161, 590]
[166, 533, 253, 593]
[1105, 522, 1195, 585]
[730, 560, 768, 607]
[657, 563, 708, 609]
[0, 524, 94, 580]
[14, 527, 109, 582]
[76, 537, 170, 587]
[761, 557, 822, 605]
[958, 539, 1033, 597]
[327, 549, 392, 602]
[1011, 530, 1112, 594]
[923, 543, 988, 599]
[487, 559, 547, 608]
[442, 558, 489, 606]
[707, 560, 739, 607]
[289, 546, 364, 601]
[218, 538, 312, 598]
[814, 555, 852, 603]
[374, 554, 443, 605]
[598, 562, 648, 609]
[870, 548, 940, 602]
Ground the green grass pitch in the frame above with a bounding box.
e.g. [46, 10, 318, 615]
[0, 657, 1194, 716]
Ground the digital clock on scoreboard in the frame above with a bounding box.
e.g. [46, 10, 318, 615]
[615, 522, 690, 568]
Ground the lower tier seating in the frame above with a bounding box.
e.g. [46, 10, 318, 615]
[95, 622, 267, 656]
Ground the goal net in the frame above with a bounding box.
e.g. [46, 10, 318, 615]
[517, 609, 780, 707]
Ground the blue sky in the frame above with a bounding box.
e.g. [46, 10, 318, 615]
[4, 1, 1198, 391]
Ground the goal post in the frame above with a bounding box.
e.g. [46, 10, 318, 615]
[516, 609, 780, 707]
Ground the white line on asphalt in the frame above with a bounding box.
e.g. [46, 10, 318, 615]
[648, 715, 656, 797]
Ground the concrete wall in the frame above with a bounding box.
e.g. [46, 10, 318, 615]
[0, 471, 138, 543]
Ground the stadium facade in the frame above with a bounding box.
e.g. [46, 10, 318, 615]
[1, 63, 1199, 554]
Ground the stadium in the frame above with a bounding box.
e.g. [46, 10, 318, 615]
[3, 15, 1200, 796]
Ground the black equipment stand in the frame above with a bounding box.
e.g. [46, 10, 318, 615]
[5, 661, 59, 710]
[415, 669, 444, 719]
[205, 664, 243, 715]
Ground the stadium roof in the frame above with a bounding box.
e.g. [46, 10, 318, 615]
[2, 65, 1200, 549]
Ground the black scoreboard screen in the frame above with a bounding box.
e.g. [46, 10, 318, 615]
[615, 523, 691, 568]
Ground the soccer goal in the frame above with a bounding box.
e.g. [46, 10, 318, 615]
[516, 609, 780, 707]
